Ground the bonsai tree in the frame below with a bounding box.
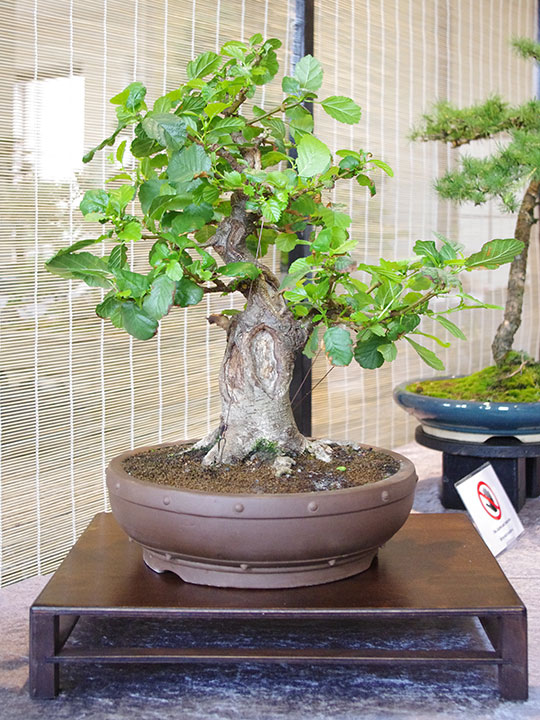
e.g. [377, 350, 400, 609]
[412, 37, 540, 368]
[46, 35, 520, 468]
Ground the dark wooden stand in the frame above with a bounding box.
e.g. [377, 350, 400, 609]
[415, 426, 540, 511]
[29, 512, 528, 701]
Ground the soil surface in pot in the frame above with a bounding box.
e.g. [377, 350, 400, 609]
[122, 443, 400, 494]
[407, 352, 540, 402]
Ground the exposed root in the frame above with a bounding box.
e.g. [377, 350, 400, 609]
[201, 440, 230, 467]
[193, 427, 222, 453]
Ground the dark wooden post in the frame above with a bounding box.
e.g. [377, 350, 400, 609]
[288, 0, 314, 436]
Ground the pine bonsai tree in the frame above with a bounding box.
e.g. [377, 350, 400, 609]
[412, 37, 540, 367]
[46, 36, 520, 468]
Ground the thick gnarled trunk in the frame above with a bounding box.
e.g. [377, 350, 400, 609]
[199, 196, 310, 465]
[203, 282, 309, 464]
[491, 180, 539, 365]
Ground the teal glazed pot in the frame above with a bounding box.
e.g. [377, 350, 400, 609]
[393, 378, 540, 441]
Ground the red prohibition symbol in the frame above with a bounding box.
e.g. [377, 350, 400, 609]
[477, 481, 502, 520]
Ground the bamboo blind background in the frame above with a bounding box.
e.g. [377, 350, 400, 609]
[311, 0, 540, 446]
[0, 0, 538, 586]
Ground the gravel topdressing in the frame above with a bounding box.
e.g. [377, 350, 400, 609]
[122, 443, 401, 495]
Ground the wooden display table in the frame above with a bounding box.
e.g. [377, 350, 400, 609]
[29, 512, 528, 701]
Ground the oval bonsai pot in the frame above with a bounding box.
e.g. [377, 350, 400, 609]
[393, 378, 540, 442]
[106, 441, 417, 589]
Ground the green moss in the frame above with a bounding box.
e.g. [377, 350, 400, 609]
[249, 438, 280, 459]
[407, 351, 540, 402]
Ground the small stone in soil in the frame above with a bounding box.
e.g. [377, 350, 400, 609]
[122, 443, 401, 494]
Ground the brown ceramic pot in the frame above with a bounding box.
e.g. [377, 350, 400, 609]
[106, 441, 417, 589]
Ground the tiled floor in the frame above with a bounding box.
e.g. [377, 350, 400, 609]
[1, 441, 539, 719]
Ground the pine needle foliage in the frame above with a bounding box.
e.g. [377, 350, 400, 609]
[412, 37, 540, 364]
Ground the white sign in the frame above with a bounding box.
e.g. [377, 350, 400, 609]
[455, 463, 524, 556]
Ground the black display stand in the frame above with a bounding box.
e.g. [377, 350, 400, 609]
[415, 426, 540, 511]
[29, 512, 528, 701]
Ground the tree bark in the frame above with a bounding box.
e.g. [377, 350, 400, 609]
[491, 180, 539, 365]
[200, 196, 310, 465]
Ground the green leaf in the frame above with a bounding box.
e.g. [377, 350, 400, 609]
[218, 262, 261, 279]
[356, 174, 376, 196]
[113, 268, 149, 298]
[369, 158, 394, 176]
[139, 179, 167, 214]
[116, 140, 127, 163]
[283, 257, 312, 285]
[285, 105, 314, 134]
[354, 335, 385, 369]
[109, 184, 136, 212]
[54, 235, 108, 256]
[171, 203, 213, 234]
[412, 331, 451, 348]
[294, 55, 323, 92]
[465, 238, 524, 270]
[276, 233, 299, 252]
[130, 135, 160, 157]
[303, 327, 320, 358]
[165, 259, 184, 281]
[108, 244, 127, 271]
[282, 76, 301, 95]
[45, 252, 112, 289]
[187, 51, 221, 80]
[142, 113, 187, 151]
[405, 337, 445, 371]
[249, 33, 263, 45]
[261, 117, 287, 139]
[378, 342, 397, 362]
[204, 101, 230, 119]
[121, 302, 158, 340]
[261, 198, 284, 223]
[149, 240, 170, 266]
[252, 49, 279, 85]
[336, 149, 365, 161]
[221, 41, 247, 59]
[194, 225, 217, 244]
[96, 293, 122, 322]
[174, 277, 204, 306]
[413, 240, 442, 266]
[168, 144, 212, 183]
[110, 82, 147, 111]
[222, 171, 243, 189]
[117, 220, 141, 242]
[206, 117, 245, 141]
[261, 151, 290, 169]
[296, 135, 331, 177]
[306, 278, 330, 301]
[324, 326, 353, 366]
[386, 314, 421, 341]
[321, 96, 361, 124]
[312, 228, 332, 252]
[142, 275, 176, 321]
[284, 287, 308, 303]
[435, 316, 467, 340]
[318, 207, 352, 229]
[80, 189, 109, 217]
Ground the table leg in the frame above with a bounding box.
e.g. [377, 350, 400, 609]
[498, 612, 528, 701]
[29, 612, 59, 699]
[526, 457, 540, 498]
